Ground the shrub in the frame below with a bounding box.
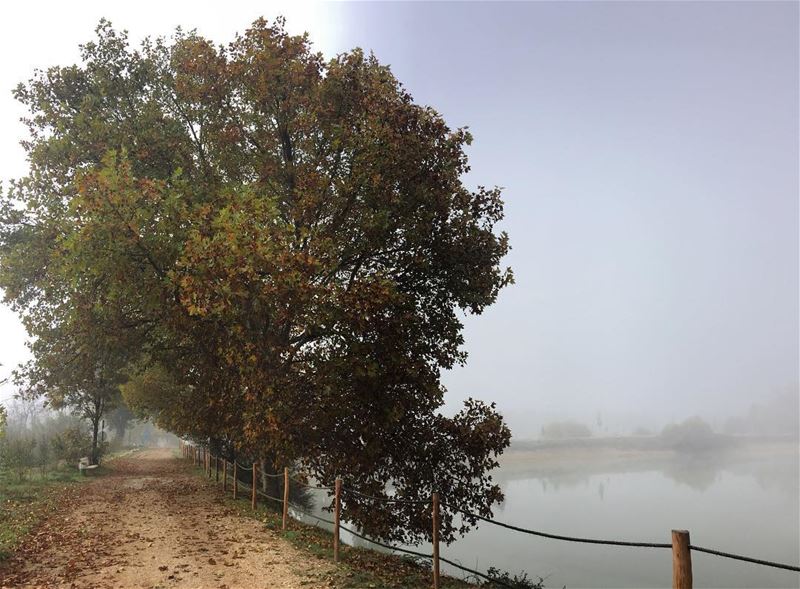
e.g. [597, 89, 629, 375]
[51, 426, 94, 464]
[1, 436, 37, 481]
[660, 417, 717, 451]
[484, 567, 544, 588]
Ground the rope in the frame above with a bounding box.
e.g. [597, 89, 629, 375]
[338, 523, 432, 560]
[288, 476, 334, 491]
[256, 489, 284, 503]
[336, 523, 514, 588]
[443, 504, 671, 549]
[344, 487, 429, 505]
[690, 545, 800, 572]
[438, 555, 516, 588]
[288, 502, 337, 526]
[234, 461, 253, 470]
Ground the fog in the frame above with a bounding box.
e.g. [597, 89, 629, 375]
[1, 2, 798, 441]
[341, 2, 800, 439]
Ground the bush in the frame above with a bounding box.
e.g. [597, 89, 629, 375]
[51, 426, 94, 464]
[660, 417, 717, 451]
[1, 436, 37, 481]
[484, 567, 544, 588]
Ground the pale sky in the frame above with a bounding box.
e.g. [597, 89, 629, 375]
[1, 1, 798, 438]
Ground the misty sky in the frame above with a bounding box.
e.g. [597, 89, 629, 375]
[1, 1, 797, 437]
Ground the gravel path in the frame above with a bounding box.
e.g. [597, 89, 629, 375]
[0, 448, 335, 588]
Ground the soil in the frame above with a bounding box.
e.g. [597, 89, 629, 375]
[0, 448, 336, 589]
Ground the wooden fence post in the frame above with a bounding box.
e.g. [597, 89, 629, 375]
[672, 529, 693, 589]
[432, 492, 440, 589]
[223, 460, 228, 492]
[334, 478, 342, 562]
[233, 462, 238, 499]
[215, 456, 219, 482]
[252, 462, 257, 510]
[282, 467, 289, 530]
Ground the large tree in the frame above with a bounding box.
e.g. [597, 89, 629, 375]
[0, 18, 513, 543]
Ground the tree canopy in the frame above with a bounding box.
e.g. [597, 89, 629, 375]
[0, 18, 513, 543]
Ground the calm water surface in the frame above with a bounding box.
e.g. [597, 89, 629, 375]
[296, 444, 800, 588]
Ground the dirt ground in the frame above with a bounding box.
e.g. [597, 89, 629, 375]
[0, 448, 336, 589]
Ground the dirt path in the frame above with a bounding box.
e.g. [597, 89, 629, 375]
[0, 449, 336, 589]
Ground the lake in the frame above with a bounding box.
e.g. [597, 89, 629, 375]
[293, 440, 800, 588]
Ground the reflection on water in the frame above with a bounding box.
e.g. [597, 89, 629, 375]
[468, 444, 800, 588]
[510, 446, 799, 496]
[297, 443, 799, 588]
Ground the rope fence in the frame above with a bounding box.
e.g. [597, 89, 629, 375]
[179, 441, 800, 589]
[689, 545, 800, 573]
[442, 503, 672, 549]
[345, 487, 430, 505]
[288, 475, 334, 491]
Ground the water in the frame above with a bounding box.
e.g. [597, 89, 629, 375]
[294, 442, 800, 588]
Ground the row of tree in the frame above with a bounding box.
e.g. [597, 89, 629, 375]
[0, 18, 513, 544]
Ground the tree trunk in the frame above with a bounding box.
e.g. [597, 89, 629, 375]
[91, 415, 101, 465]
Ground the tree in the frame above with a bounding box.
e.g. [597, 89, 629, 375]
[107, 404, 136, 445]
[0, 18, 513, 543]
[660, 417, 719, 452]
[11, 305, 127, 464]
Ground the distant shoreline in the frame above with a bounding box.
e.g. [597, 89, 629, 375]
[501, 435, 799, 471]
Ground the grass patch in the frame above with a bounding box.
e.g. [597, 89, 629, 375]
[0, 466, 89, 561]
[0, 450, 134, 562]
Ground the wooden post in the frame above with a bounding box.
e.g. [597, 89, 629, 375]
[672, 529, 693, 589]
[233, 462, 238, 499]
[251, 462, 257, 510]
[334, 478, 342, 562]
[223, 460, 228, 492]
[215, 456, 219, 482]
[432, 492, 440, 589]
[282, 467, 289, 530]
